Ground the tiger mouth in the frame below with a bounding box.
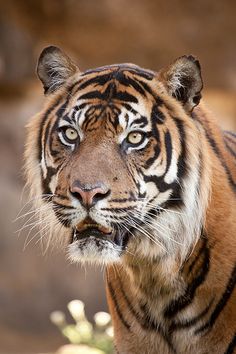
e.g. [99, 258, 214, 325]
[72, 222, 130, 248]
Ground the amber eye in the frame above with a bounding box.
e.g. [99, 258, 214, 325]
[126, 131, 145, 146]
[59, 127, 79, 144]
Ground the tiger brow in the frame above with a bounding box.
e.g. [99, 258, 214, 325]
[129, 116, 149, 128]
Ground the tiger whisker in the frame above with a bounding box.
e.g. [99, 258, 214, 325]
[23, 220, 52, 251]
[137, 200, 186, 216]
[130, 212, 183, 246]
[15, 201, 58, 234]
[131, 208, 178, 232]
[123, 215, 167, 251]
[14, 202, 51, 222]
[14, 194, 53, 221]
[18, 209, 55, 236]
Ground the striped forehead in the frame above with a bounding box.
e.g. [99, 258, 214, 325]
[59, 65, 156, 131]
[59, 102, 151, 133]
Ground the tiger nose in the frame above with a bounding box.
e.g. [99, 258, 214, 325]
[70, 181, 110, 208]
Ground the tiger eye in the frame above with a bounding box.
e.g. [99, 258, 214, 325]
[127, 131, 144, 145]
[64, 127, 78, 142]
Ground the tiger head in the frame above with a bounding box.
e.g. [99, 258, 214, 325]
[25, 46, 210, 266]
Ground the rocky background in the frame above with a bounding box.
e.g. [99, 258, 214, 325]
[0, 1, 235, 353]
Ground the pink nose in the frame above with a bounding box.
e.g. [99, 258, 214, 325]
[70, 182, 110, 207]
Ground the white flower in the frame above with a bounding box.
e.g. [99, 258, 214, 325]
[75, 321, 93, 341]
[105, 326, 114, 338]
[50, 311, 66, 327]
[67, 300, 85, 322]
[94, 312, 111, 328]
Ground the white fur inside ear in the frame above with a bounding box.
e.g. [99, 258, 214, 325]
[168, 68, 186, 96]
[37, 46, 78, 93]
[45, 58, 73, 92]
[160, 56, 202, 111]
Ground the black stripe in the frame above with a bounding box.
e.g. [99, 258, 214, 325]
[135, 78, 156, 97]
[39, 82, 78, 162]
[224, 333, 236, 354]
[106, 281, 131, 331]
[115, 90, 138, 103]
[42, 166, 57, 196]
[130, 116, 148, 128]
[165, 241, 210, 318]
[205, 131, 236, 190]
[192, 113, 236, 191]
[53, 209, 75, 228]
[205, 130, 235, 191]
[61, 113, 74, 124]
[115, 72, 147, 97]
[48, 101, 73, 156]
[37, 98, 62, 162]
[161, 188, 184, 209]
[143, 117, 187, 196]
[40, 84, 78, 194]
[224, 133, 236, 146]
[110, 197, 137, 203]
[143, 174, 176, 193]
[187, 237, 207, 275]
[122, 103, 138, 115]
[139, 302, 177, 353]
[144, 104, 164, 168]
[224, 139, 236, 158]
[144, 132, 160, 168]
[79, 83, 138, 104]
[195, 264, 236, 334]
[161, 117, 187, 209]
[43, 98, 73, 193]
[49, 148, 61, 158]
[75, 102, 88, 110]
[117, 279, 176, 353]
[101, 206, 136, 213]
[70, 106, 80, 124]
[79, 88, 110, 101]
[164, 131, 172, 175]
[173, 117, 187, 180]
[128, 68, 154, 80]
[77, 73, 113, 91]
[225, 131, 236, 139]
[170, 297, 214, 331]
[151, 104, 166, 124]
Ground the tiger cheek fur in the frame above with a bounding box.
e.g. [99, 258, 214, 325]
[25, 46, 236, 354]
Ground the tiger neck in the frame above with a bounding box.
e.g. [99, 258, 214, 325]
[107, 234, 209, 304]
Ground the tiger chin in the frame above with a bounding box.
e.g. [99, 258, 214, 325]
[25, 46, 236, 354]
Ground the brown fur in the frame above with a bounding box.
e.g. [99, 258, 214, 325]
[25, 48, 236, 353]
[106, 105, 236, 353]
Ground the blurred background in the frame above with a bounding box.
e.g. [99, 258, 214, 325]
[0, 0, 235, 353]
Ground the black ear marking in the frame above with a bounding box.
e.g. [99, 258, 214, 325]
[158, 55, 203, 112]
[37, 46, 79, 95]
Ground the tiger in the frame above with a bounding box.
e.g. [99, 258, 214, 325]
[24, 46, 236, 354]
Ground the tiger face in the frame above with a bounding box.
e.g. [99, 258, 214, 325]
[25, 46, 207, 265]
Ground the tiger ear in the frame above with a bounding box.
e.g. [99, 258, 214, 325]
[158, 55, 203, 111]
[37, 46, 79, 94]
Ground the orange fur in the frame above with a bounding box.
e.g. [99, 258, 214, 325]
[25, 48, 236, 353]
